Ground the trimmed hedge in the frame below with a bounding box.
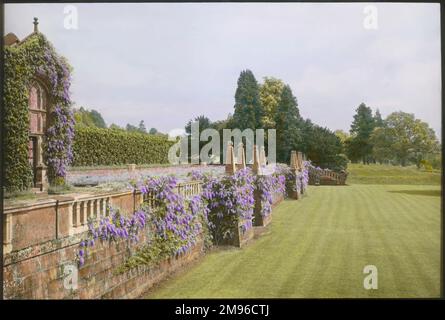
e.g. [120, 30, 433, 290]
[72, 127, 175, 166]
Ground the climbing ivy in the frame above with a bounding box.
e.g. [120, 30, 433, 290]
[4, 32, 74, 191]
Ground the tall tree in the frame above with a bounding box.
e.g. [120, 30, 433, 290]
[374, 109, 384, 128]
[89, 109, 106, 128]
[232, 70, 263, 131]
[126, 123, 139, 133]
[334, 129, 349, 154]
[149, 127, 158, 135]
[369, 126, 393, 164]
[138, 120, 147, 134]
[259, 77, 285, 129]
[185, 115, 212, 134]
[302, 123, 346, 171]
[348, 103, 376, 164]
[185, 115, 213, 163]
[274, 85, 302, 163]
[375, 112, 439, 167]
[73, 107, 107, 128]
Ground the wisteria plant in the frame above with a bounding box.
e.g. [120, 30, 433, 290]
[115, 175, 210, 273]
[255, 173, 286, 217]
[4, 32, 75, 191]
[194, 168, 255, 245]
[77, 206, 148, 267]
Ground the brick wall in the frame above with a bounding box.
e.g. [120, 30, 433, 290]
[3, 228, 204, 299]
[3, 191, 204, 299]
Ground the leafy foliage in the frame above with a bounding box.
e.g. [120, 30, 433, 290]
[116, 176, 210, 273]
[347, 103, 377, 164]
[259, 77, 285, 129]
[192, 168, 255, 245]
[232, 70, 263, 130]
[74, 107, 107, 128]
[299, 120, 347, 171]
[77, 206, 148, 266]
[370, 112, 440, 167]
[255, 173, 286, 217]
[72, 126, 174, 166]
[4, 32, 74, 191]
[275, 85, 302, 163]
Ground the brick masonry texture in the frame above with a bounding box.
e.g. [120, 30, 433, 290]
[3, 191, 205, 299]
[3, 227, 204, 299]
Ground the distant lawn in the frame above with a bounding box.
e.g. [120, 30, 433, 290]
[347, 163, 441, 185]
[146, 184, 440, 298]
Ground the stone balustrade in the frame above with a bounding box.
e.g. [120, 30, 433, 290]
[70, 195, 111, 235]
[308, 166, 348, 185]
[176, 180, 202, 198]
[142, 180, 203, 207]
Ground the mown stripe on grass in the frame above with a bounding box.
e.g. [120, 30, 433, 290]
[147, 184, 440, 298]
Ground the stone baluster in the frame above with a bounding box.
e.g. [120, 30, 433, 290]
[3, 214, 12, 254]
[80, 201, 87, 226]
[73, 202, 80, 227]
[106, 197, 111, 216]
[99, 198, 105, 217]
[95, 199, 100, 221]
[87, 200, 93, 222]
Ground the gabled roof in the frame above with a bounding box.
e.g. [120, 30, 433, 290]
[4, 32, 20, 46]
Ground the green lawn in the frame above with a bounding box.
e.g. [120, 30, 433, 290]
[347, 163, 441, 185]
[147, 183, 441, 298]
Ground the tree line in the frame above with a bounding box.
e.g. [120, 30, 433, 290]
[184, 70, 347, 171]
[73, 107, 163, 136]
[339, 103, 440, 168]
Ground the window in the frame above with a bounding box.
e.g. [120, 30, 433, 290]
[29, 80, 47, 134]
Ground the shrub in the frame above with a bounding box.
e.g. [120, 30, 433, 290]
[255, 173, 286, 217]
[114, 176, 209, 273]
[197, 168, 255, 245]
[72, 126, 175, 166]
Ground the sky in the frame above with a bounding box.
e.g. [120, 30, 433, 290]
[4, 3, 442, 137]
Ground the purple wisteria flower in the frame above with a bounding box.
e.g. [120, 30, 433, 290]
[76, 205, 148, 267]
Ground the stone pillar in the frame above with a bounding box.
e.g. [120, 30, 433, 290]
[252, 145, 262, 175]
[225, 142, 236, 175]
[253, 147, 272, 227]
[35, 136, 47, 191]
[290, 151, 297, 171]
[260, 146, 267, 167]
[35, 165, 48, 191]
[289, 150, 299, 200]
[297, 152, 303, 170]
[236, 143, 246, 171]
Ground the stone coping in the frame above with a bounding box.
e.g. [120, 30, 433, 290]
[3, 189, 136, 214]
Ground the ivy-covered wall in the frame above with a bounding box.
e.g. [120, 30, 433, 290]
[4, 32, 74, 192]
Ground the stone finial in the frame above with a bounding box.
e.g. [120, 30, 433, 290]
[33, 17, 39, 33]
[252, 145, 262, 175]
[297, 152, 303, 170]
[260, 146, 267, 166]
[236, 142, 246, 170]
[290, 151, 297, 170]
[225, 141, 237, 175]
